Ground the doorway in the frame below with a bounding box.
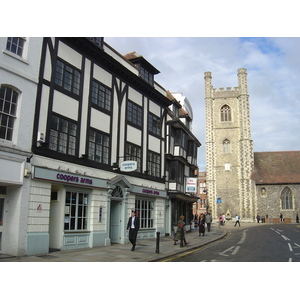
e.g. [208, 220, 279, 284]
[110, 200, 122, 243]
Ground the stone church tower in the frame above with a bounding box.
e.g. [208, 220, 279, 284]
[205, 68, 256, 221]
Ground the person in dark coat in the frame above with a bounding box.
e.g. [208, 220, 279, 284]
[198, 214, 205, 236]
[296, 214, 299, 223]
[127, 210, 140, 251]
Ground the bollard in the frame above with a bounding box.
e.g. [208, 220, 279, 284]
[156, 232, 160, 253]
[180, 228, 184, 247]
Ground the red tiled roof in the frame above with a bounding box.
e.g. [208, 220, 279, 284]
[254, 151, 300, 184]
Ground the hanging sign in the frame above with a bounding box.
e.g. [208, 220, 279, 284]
[120, 161, 137, 172]
[185, 177, 197, 193]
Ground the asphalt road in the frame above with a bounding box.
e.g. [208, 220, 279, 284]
[163, 224, 300, 262]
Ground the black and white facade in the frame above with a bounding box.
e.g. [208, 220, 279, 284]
[166, 92, 201, 228]
[28, 38, 175, 255]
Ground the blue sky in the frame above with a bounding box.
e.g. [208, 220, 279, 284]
[105, 37, 300, 170]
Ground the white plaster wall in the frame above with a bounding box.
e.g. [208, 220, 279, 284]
[127, 125, 142, 145]
[148, 135, 160, 153]
[149, 101, 160, 115]
[90, 108, 110, 133]
[52, 90, 79, 121]
[57, 41, 82, 69]
[93, 64, 112, 87]
[128, 87, 143, 105]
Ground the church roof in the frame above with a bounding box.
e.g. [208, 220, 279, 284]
[254, 151, 300, 185]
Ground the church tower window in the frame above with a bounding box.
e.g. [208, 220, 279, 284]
[223, 139, 231, 153]
[220, 105, 231, 122]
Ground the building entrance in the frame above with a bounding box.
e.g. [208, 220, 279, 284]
[110, 200, 122, 243]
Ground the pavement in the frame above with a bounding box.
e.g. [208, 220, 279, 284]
[0, 222, 265, 262]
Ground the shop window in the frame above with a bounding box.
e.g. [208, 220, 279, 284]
[64, 191, 89, 231]
[0, 86, 19, 141]
[135, 199, 153, 229]
[281, 187, 293, 210]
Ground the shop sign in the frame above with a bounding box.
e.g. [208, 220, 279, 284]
[120, 161, 137, 172]
[33, 167, 107, 188]
[142, 188, 160, 196]
[186, 177, 197, 193]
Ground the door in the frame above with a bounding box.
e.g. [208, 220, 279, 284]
[0, 197, 5, 252]
[110, 201, 121, 243]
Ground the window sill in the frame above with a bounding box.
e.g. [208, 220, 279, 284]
[3, 50, 29, 64]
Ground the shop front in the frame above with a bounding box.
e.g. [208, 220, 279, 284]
[29, 167, 168, 255]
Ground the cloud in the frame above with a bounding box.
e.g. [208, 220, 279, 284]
[105, 37, 300, 171]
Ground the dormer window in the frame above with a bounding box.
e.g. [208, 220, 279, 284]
[88, 37, 103, 48]
[124, 52, 160, 87]
[140, 66, 154, 85]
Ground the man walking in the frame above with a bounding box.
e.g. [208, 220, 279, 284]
[127, 210, 140, 251]
[205, 213, 212, 232]
[234, 214, 240, 227]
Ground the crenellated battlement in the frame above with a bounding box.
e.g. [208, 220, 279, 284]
[212, 86, 240, 98]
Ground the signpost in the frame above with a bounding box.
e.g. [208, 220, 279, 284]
[216, 197, 222, 232]
[120, 161, 137, 172]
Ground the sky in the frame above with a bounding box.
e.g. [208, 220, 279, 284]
[5, 2, 300, 172]
[105, 37, 300, 171]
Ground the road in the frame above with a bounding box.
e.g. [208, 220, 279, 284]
[163, 224, 300, 262]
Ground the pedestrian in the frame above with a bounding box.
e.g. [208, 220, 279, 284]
[296, 214, 299, 223]
[256, 214, 260, 223]
[279, 213, 283, 222]
[205, 212, 212, 232]
[174, 216, 188, 245]
[234, 214, 240, 227]
[222, 213, 226, 225]
[126, 210, 140, 251]
[199, 214, 206, 236]
[219, 214, 223, 226]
